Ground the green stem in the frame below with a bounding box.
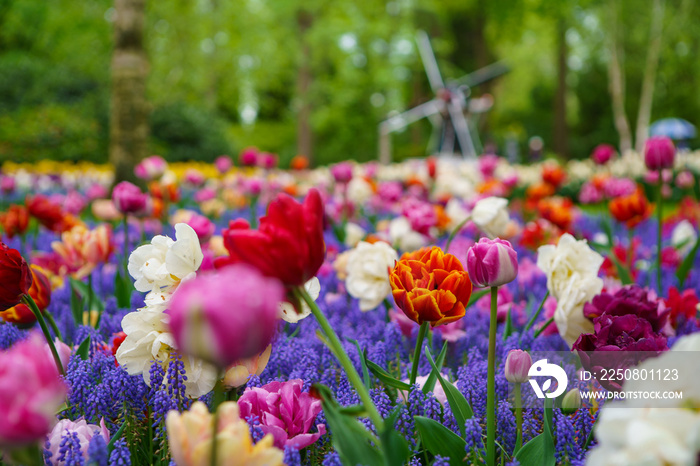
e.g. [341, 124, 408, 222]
[656, 179, 663, 293]
[295, 286, 385, 431]
[410, 322, 429, 386]
[486, 286, 498, 466]
[210, 373, 225, 466]
[122, 214, 129, 276]
[444, 216, 471, 253]
[250, 195, 259, 229]
[523, 290, 549, 332]
[43, 312, 63, 342]
[22, 295, 64, 376]
[514, 383, 523, 452]
[533, 316, 555, 339]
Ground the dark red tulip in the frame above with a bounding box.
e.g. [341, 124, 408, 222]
[0, 243, 33, 312]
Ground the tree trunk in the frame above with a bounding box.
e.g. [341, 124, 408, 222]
[296, 10, 313, 164]
[634, 0, 665, 154]
[552, 19, 569, 158]
[607, 0, 632, 154]
[110, 0, 149, 185]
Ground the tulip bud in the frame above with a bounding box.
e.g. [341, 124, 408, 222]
[168, 264, 284, 368]
[330, 162, 353, 184]
[504, 349, 532, 384]
[466, 238, 518, 288]
[112, 181, 148, 215]
[644, 136, 675, 171]
[561, 388, 581, 414]
[591, 144, 616, 165]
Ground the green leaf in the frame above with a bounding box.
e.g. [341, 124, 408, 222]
[422, 340, 448, 395]
[601, 217, 614, 249]
[115, 269, 132, 308]
[425, 347, 473, 437]
[76, 336, 91, 360]
[366, 360, 412, 391]
[467, 289, 489, 307]
[380, 408, 411, 466]
[69, 281, 84, 326]
[515, 398, 555, 466]
[502, 306, 514, 341]
[676, 237, 700, 287]
[609, 254, 633, 285]
[312, 384, 383, 466]
[107, 420, 128, 452]
[414, 416, 467, 466]
[347, 338, 371, 390]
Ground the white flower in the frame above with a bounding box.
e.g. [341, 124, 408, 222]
[471, 197, 510, 239]
[671, 220, 697, 257]
[388, 216, 427, 252]
[115, 308, 217, 398]
[444, 198, 470, 231]
[344, 222, 366, 248]
[128, 223, 203, 295]
[347, 177, 373, 205]
[586, 333, 700, 465]
[278, 277, 320, 323]
[346, 241, 398, 311]
[536, 233, 604, 347]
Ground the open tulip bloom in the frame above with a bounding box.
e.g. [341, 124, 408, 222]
[5, 152, 700, 466]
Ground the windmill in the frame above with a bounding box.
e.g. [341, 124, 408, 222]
[378, 31, 508, 164]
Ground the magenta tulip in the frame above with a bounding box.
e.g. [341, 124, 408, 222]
[466, 238, 518, 288]
[111, 181, 148, 215]
[168, 264, 284, 368]
[644, 136, 675, 171]
[591, 144, 616, 165]
[504, 349, 532, 384]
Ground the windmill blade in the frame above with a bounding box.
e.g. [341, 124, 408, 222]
[426, 113, 444, 155]
[383, 99, 442, 133]
[452, 60, 510, 88]
[447, 101, 476, 159]
[416, 30, 444, 92]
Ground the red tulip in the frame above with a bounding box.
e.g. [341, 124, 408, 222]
[218, 189, 325, 288]
[0, 265, 52, 325]
[0, 243, 32, 312]
[0, 205, 29, 239]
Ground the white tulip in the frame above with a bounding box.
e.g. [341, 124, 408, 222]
[346, 241, 398, 311]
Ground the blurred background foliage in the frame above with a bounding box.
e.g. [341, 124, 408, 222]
[0, 0, 698, 166]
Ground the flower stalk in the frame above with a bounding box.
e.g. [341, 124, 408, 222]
[656, 178, 663, 293]
[21, 294, 64, 376]
[486, 285, 498, 466]
[295, 286, 385, 432]
[410, 321, 429, 386]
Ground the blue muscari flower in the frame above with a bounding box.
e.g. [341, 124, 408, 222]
[87, 433, 109, 466]
[464, 417, 484, 454]
[245, 414, 265, 444]
[505, 460, 520, 466]
[370, 388, 392, 419]
[423, 393, 442, 422]
[554, 409, 583, 463]
[335, 375, 359, 407]
[406, 385, 426, 418]
[407, 457, 421, 466]
[108, 439, 131, 465]
[366, 340, 387, 369]
[322, 451, 342, 466]
[0, 322, 24, 349]
[282, 446, 302, 466]
[496, 400, 516, 455]
[432, 455, 450, 466]
[58, 431, 85, 466]
[395, 404, 416, 447]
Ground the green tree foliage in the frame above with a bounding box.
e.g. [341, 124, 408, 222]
[0, 0, 698, 165]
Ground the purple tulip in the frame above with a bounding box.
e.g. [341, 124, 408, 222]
[591, 144, 616, 165]
[238, 379, 327, 449]
[466, 237, 518, 287]
[111, 181, 148, 215]
[330, 162, 353, 184]
[168, 264, 284, 368]
[504, 349, 532, 383]
[644, 136, 675, 171]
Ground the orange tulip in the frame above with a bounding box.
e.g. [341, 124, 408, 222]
[52, 224, 114, 279]
[609, 187, 654, 228]
[0, 205, 29, 239]
[0, 265, 52, 325]
[390, 246, 472, 327]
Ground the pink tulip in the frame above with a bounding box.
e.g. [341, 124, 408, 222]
[186, 214, 215, 242]
[330, 162, 353, 184]
[676, 170, 695, 189]
[134, 155, 167, 180]
[504, 349, 532, 383]
[168, 264, 284, 368]
[466, 237, 518, 288]
[193, 187, 216, 203]
[46, 418, 110, 465]
[238, 379, 326, 449]
[257, 152, 278, 170]
[591, 144, 616, 165]
[112, 181, 148, 215]
[0, 335, 67, 447]
[0, 176, 15, 194]
[479, 153, 500, 179]
[85, 183, 108, 201]
[239, 147, 259, 166]
[214, 155, 233, 174]
[644, 136, 675, 171]
[184, 169, 205, 186]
